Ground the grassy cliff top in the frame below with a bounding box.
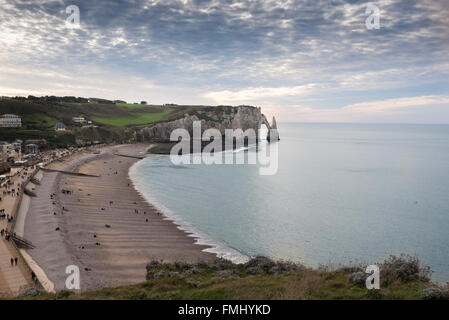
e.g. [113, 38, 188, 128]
[1, 100, 177, 128]
[0, 101, 259, 128]
[0, 101, 262, 146]
[15, 255, 448, 300]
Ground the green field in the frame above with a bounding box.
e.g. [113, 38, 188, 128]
[21, 113, 58, 127]
[0, 100, 215, 146]
[0, 100, 182, 128]
[92, 108, 174, 126]
[115, 103, 162, 109]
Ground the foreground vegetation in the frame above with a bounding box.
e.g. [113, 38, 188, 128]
[17, 255, 448, 300]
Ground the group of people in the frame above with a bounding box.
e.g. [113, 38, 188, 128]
[0, 198, 13, 221]
[1, 228, 14, 241]
[0, 213, 13, 222]
[1, 179, 22, 201]
[10, 257, 18, 266]
[2, 185, 21, 198]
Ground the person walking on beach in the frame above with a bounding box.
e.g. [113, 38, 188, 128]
[14, 257, 18, 265]
[10, 258, 13, 266]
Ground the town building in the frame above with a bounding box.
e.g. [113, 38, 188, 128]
[12, 139, 23, 151]
[0, 142, 9, 162]
[0, 114, 22, 127]
[0, 162, 11, 175]
[24, 139, 49, 153]
[0, 141, 21, 162]
[72, 116, 87, 124]
[54, 122, 67, 131]
[24, 143, 39, 155]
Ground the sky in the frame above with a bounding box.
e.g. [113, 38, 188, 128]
[0, 0, 448, 123]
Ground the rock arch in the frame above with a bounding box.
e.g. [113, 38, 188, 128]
[259, 114, 279, 142]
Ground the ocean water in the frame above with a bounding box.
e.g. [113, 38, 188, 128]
[129, 123, 449, 282]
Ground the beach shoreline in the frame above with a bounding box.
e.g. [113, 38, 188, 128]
[22, 144, 215, 292]
[129, 159, 251, 264]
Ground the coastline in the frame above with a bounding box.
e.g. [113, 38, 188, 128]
[129, 159, 250, 264]
[22, 144, 215, 292]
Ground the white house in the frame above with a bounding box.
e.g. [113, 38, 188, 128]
[72, 116, 87, 124]
[0, 114, 22, 128]
[54, 122, 67, 131]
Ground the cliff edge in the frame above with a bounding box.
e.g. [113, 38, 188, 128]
[135, 106, 279, 143]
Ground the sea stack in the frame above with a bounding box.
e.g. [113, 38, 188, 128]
[267, 116, 280, 142]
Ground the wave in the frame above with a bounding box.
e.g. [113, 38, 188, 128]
[129, 158, 249, 264]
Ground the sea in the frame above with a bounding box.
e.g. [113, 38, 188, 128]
[129, 123, 449, 283]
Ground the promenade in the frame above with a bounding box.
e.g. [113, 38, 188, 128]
[0, 168, 33, 296]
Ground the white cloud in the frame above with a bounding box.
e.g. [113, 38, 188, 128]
[262, 95, 449, 123]
[0, 0, 448, 123]
[202, 84, 316, 104]
[0, 63, 159, 101]
[342, 96, 449, 114]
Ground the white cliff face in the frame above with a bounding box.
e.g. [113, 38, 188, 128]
[271, 116, 277, 129]
[137, 106, 274, 142]
[267, 116, 280, 142]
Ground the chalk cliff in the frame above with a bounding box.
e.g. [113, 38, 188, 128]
[136, 106, 278, 143]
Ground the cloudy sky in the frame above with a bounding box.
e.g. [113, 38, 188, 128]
[0, 0, 448, 122]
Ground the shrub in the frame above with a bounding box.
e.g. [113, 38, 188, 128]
[380, 254, 431, 286]
[130, 291, 148, 300]
[422, 288, 445, 300]
[56, 290, 73, 299]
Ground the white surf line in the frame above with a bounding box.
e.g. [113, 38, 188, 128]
[129, 158, 250, 264]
